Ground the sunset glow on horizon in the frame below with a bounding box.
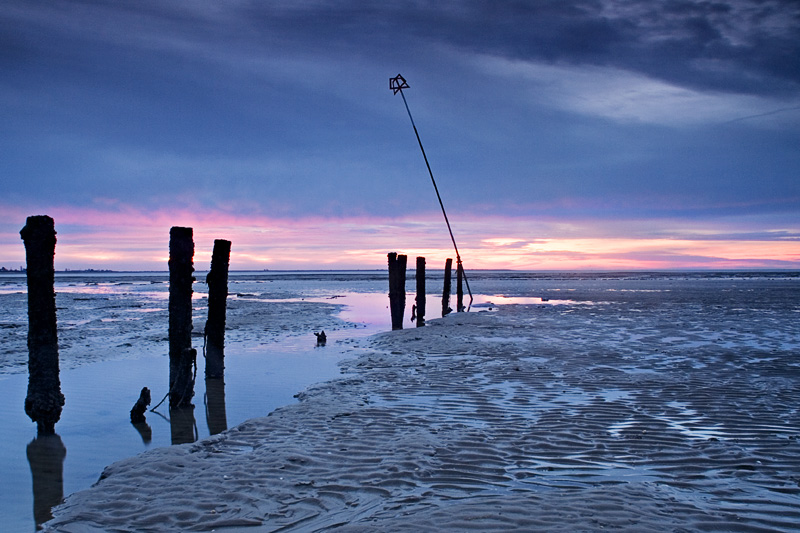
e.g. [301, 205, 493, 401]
[2, 204, 798, 272]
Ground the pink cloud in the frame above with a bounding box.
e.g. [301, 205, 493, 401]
[1, 204, 799, 271]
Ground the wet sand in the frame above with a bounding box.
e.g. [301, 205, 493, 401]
[43, 293, 800, 532]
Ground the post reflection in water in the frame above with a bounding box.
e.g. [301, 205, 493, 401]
[205, 378, 228, 436]
[27, 433, 66, 530]
[169, 404, 197, 445]
[131, 420, 153, 444]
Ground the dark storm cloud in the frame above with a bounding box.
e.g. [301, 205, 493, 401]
[5, 0, 798, 96]
[230, 0, 800, 96]
[0, 0, 798, 223]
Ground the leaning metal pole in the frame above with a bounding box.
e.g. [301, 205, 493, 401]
[390, 73, 473, 307]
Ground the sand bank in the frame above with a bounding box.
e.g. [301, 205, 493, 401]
[45, 301, 800, 531]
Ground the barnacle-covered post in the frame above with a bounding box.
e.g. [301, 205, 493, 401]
[457, 262, 464, 312]
[205, 239, 231, 379]
[388, 252, 407, 330]
[442, 258, 453, 317]
[21, 215, 64, 434]
[415, 256, 426, 327]
[168, 226, 195, 408]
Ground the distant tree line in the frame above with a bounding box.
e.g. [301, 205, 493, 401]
[0, 267, 116, 273]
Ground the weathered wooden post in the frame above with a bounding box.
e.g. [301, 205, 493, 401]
[442, 258, 453, 317]
[168, 226, 195, 408]
[205, 239, 231, 379]
[388, 252, 407, 330]
[457, 262, 464, 312]
[415, 256, 426, 327]
[20, 215, 65, 434]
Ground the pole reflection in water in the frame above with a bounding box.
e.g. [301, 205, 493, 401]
[131, 420, 153, 444]
[205, 378, 228, 436]
[27, 433, 66, 530]
[169, 405, 197, 445]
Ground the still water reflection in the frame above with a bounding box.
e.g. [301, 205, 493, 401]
[132, 419, 152, 444]
[205, 377, 228, 436]
[10, 293, 386, 531]
[169, 405, 197, 446]
[27, 434, 66, 530]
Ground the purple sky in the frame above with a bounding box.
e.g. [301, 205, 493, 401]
[1, 1, 799, 270]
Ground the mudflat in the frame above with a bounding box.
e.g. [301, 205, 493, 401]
[45, 289, 800, 531]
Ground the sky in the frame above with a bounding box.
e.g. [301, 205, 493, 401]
[1, 0, 799, 271]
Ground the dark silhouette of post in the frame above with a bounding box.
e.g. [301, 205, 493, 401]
[388, 252, 407, 330]
[21, 215, 65, 434]
[130, 387, 151, 423]
[442, 258, 453, 317]
[205, 377, 228, 436]
[169, 227, 195, 408]
[314, 331, 327, 346]
[27, 433, 66, 529]
[415, 256, 426, 327]
[129, 390, 153, 444]
[205, 239, 231, 379]
[457, 262, 464, 312]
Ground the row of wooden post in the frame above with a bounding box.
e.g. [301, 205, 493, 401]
[20, 216, 231, 434]
[21, 216, 459, 434]
[388, 252, 464, 330]
[146, 227, 234, 411]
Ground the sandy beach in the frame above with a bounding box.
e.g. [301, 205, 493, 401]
[42, 280, 800, 532]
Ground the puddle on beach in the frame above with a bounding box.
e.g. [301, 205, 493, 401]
[1, 336, 363, 531]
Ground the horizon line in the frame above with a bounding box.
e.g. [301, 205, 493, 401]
[1, 268, 799, 274]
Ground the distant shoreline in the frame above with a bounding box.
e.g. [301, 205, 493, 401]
[2, 268, 799, 275]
